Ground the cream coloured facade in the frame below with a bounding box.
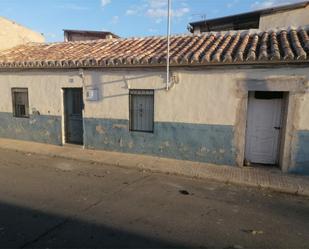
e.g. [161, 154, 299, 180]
[0, 66, 308, 174]
[260, 5, 309, 30]
[0, 17, 44, 51]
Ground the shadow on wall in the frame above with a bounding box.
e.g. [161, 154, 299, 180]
[88, 70, 166, 102]
[0, 200, 183, 248]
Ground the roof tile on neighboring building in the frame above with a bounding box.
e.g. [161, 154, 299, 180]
[0, 27, 308, 69]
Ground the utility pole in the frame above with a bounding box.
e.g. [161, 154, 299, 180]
[166, 0, 172, 91]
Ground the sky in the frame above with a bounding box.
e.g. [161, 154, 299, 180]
[0, 0, 305, 42]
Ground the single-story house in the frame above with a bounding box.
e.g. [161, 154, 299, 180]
[0, 27, 308, 174]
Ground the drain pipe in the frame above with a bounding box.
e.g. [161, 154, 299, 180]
[79, 68, 86, 150]
[166, 0, 172, 91]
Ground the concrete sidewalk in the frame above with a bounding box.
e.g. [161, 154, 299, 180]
[0, 138, 308, 197]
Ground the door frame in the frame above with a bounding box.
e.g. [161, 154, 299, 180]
[235, 76, 307, 173]
[61, 87, 84, 146]
[244, 91, 286, 166]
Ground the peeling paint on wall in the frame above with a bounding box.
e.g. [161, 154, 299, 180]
[95, 125, 106, 134]
[84, 118, 236, 165]
[0, 112, 61, 145]
[290, 130, 309, 175]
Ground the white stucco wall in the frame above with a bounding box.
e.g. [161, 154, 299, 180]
[0, 17, 45, 51]
[82, 67, 309, 130]
[0, 67, 308, 129]
[83, 69, 240, 126]
[260, 6, 309, 30]
[298, 92, 309, 130]
[0, 70, 82, 115]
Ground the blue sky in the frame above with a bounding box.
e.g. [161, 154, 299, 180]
[0, 0, 304, 42]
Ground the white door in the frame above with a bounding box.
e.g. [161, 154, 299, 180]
[245, 92, 283, 165]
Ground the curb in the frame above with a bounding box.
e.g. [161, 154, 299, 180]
[8, 151, 309, 197]
[0, 139, 308, 197]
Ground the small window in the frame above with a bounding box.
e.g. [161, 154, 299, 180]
[129, 90, 154, 132]
[12, 88, 29, 118]
[255, 91, 283, 99]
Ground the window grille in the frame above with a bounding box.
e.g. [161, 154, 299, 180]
[129, 90, 154, 132]
[12, 88, 29, 118]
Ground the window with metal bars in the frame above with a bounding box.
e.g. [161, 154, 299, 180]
[129, 90, 154, 132]
[12, 88, 29, 118]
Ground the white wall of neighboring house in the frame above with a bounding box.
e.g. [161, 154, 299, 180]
[0, 17, 44, 51]
[260, 5, 309, 30]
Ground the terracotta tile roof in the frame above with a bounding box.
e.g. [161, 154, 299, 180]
[0, 27, 308, 68]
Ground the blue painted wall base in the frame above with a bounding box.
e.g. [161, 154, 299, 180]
[0, 112, 308, 173]
[0, 112, 61, 145]
[84, 118, 237, 165]
[290, 130, 309, 175]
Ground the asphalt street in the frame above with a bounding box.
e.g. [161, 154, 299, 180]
[0, 148, 308, 248]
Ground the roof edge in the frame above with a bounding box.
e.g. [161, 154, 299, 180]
[1, 58, 309, 70]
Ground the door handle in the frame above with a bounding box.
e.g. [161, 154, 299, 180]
[274, 126, 281, 130]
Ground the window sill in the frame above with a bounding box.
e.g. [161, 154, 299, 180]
[129, 129, 154, 134]
[13, 115, 30, 119]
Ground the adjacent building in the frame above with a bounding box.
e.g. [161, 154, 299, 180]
[0, 16, 44, 51]
[0, 26, 308, 174]
[64, 30, 119, 42]
[188, 1, 309, 33]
